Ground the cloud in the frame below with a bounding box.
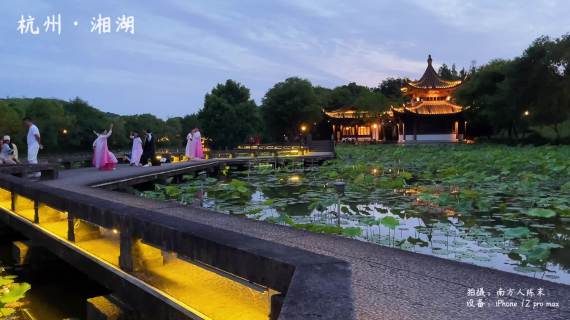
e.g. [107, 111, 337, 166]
[283, 0, 348, 18]
[2, 0, 570, 117]
[407, 0, 564, 35]
[302, 39, 427, 86]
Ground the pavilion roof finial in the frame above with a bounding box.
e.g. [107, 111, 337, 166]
[427, 54, 433, 66]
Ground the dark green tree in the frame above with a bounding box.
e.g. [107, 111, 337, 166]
[198, 80, 260, 149]
[181, 114, 201, 136]
[0, 103, 23, 139]
[438, 64, 453, 80]
[353, 90, 390, 112]
[314, 86, 332, 111]
[63, 98, 110, 150]
[451, 64, 459, 80]
[261, 77, 321, 141]
[25, 98, 72, 151]
[518, 36, 569, 140]
[378, 78, 403, 100]
[327, 82, 369, 110]
[455, 59, 522, 138]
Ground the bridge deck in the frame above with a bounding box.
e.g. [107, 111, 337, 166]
[42, 157, 570, 320]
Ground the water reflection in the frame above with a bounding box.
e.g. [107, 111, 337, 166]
[139, 167, 570, 285]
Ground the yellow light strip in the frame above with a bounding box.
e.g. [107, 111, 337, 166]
[0, 204, 211, 320]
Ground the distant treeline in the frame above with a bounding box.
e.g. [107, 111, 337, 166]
[0, 98, 199, 152]
[0, 78, 408, 152]
[456, 34, 570, 142]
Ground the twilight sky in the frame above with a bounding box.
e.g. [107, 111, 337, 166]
[1, 0, 569, 118]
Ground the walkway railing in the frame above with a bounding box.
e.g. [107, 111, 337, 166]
[0, 173, 353, 320]
[0, 164, 59, 179]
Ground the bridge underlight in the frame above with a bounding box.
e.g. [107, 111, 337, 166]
[0, 188, 278, 320]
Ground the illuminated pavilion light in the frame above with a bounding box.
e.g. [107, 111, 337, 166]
[288, 175, 301, 182]
[112, 229, 119, 234]
[372, 124, 378, 129]
[300, 125, 307, 132]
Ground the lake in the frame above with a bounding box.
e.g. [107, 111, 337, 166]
[138, 144, 570, 284]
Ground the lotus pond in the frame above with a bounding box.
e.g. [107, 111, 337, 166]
[139, 144, 570, 284]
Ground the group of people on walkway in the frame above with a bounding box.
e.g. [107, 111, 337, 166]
[127, 129, 156, 167]
[91, 124, 203, 171]
[185, 128, 204, 160]
[1, 117, 204, 172]
[1, 117, 41, 167]
[0, 118, 42, 179]
[92, 125, 158, 170]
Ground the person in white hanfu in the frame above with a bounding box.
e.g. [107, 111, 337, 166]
[92, 124, 118, 171]
[185, 131, 195, 160]
[23, 117, 42, 177]
[129, 132, 143, 166]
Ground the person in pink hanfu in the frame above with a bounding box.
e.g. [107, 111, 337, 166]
[185, 131, 194, 160]
[92, 124, 118, 171]
[192, 128, 204, 159]
[129, 132, 143, 166]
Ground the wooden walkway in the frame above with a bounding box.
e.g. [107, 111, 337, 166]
[41, 154, 570, 320]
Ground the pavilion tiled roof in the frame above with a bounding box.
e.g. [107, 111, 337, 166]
[393, 100, 463, 115]
[407, 55, 462, 89]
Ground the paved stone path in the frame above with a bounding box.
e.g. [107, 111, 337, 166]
[43, 160, 570, 320]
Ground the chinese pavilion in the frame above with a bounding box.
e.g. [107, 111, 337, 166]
[326, 55, 466, 143]
[393, 55, 465, 142]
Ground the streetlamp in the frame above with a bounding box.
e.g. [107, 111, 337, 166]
[299, 124, 307, 152]
[62, 129, 68, 135]
[524, 110, 530, 117]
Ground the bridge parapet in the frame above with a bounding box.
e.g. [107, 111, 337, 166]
[0, 173, 353, 320]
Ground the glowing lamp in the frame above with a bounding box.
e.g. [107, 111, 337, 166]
[288, 175, 301, 182]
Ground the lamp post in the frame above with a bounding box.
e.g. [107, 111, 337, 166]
[299, 124, 307, 154]
[333, 181, 345, 227]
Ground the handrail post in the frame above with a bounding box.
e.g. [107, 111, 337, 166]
[33, 200, 39, 224]
[67, 216, 75, 242]
[11, 192, 16, 211]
